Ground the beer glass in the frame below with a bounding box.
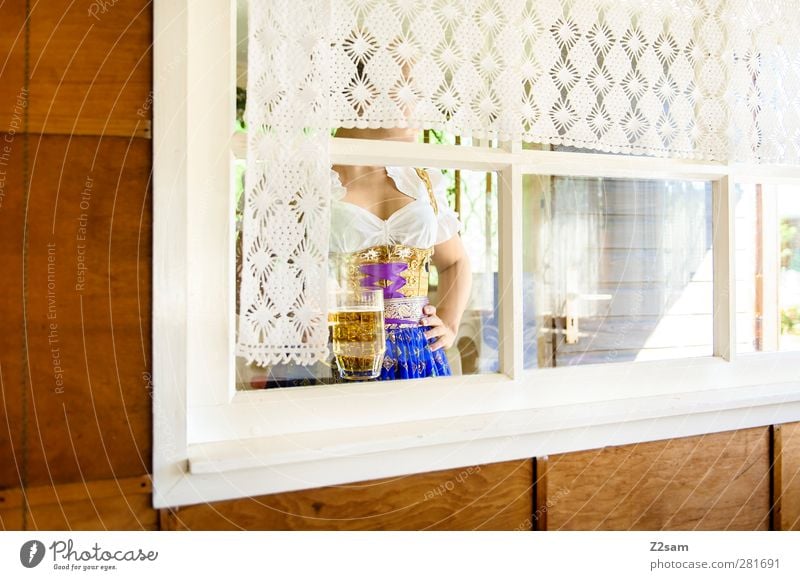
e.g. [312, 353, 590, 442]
[327, 288, 386, 380]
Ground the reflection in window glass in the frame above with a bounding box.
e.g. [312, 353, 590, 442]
[234, 168, 499, 389]
[523, 177, 713, 367]
[737, 183, 800, 353]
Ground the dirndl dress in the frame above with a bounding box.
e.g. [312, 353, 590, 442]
[254, 165, 462, 387]
[327, 165, 462, 382]
[333, 245, 453, 381]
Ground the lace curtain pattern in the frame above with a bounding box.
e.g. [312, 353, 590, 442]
[237, 0, 332, 366]
[238, 0, 800, 367]
[727, 0, 800, 164]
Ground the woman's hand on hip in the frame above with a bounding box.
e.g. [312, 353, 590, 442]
[421, 304, 456, 351]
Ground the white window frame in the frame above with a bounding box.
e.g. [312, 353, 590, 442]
[152, 0, 800, 508]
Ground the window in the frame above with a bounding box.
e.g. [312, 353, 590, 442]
[736, 183, 800, 353]
[523, 176, 715, 367]
[152, 0, 800, 509]
[234, 163, 501, 390]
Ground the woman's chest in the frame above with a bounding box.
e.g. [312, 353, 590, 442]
[330, 199, 438, 252]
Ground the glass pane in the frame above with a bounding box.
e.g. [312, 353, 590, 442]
[736, 183, 800, 353]
[523, 176, 714, 368]
[235, 167, 499, 389]
[235, 0, 247, 132]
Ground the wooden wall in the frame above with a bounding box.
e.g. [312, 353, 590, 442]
[538, 427, 771, 530]
[1, 0, 798, 532]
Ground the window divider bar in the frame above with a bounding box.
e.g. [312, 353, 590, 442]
[185, 0, 237, 407]
[330, 136, 510, 171]
[712, 175, 737, 361]
[498, 151, 523, 378]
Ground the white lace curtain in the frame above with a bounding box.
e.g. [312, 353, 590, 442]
[237, 0, 800, 367]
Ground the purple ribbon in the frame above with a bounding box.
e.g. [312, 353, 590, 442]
[359, 262, 408, 299]
[384, 317, 419, 325]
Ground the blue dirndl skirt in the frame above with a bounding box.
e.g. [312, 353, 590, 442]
[379, 325, 452, 380]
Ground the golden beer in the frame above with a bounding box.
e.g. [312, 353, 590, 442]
[328, 309, 386, 379]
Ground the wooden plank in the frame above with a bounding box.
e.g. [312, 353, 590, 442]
[542, 428, 770, 530]
[26, 475, 155, 530]
[161, 460, 534, 531]
[0, 0, 26, 124]
[28, 492, 157, 530]
[0, 487, 24, 530]
[31, 120, 152, 140]
[1, 0, 27, 502]
[28, 0, 152, 137]
[0, 508, 24, 531]
[1, 475, 154, 530]
[0, 131, 26, 490]
[534, 456, 548, 531]
[773, 422, 800, 530]
[24, 133, 152, 486]
[25, 475, 151, 506]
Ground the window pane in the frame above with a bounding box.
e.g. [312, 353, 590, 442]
[522, 176, 714, 368]
[235, 168, 499, 389]
[736, 183, 800, 353]
[235, 0, 247, 132]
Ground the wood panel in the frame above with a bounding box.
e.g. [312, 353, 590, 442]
[28, 0, 152, 137]
[161, 460, 534, 531]
[0, 476, 156, 530]
[541, 428, 770, 530]
[24, 133, 151, 486]
[0, 507, 24, 531]
[0, 0, 27, 492]
[0, 131, 26, 490]
[0, 0, 26, 123]
[774, 422, 800, 530]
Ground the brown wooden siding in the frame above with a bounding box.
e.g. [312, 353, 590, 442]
[161, 461, 533, 531]
[539, 427, 771, 530]
[774, 422, 800, 530]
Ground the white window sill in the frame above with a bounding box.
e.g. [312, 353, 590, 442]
[163, 354, 800, 507]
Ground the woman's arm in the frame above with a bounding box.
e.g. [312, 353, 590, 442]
[422, 234, 472, 351]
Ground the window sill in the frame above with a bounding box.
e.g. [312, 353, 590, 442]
[169, 356, 800, 507]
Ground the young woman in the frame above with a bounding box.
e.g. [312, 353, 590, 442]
[331, 126, 472, 380]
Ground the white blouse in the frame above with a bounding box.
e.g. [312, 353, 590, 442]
[329, 166, 462, 254]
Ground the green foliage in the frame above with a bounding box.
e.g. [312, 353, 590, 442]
[782, 306, 800, 335]
[236, 86, 247, 130]
[425, 129, 447, 145]
[781, 219, 799, 271]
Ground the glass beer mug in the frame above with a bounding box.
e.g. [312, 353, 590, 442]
[327, 288, 386, 380]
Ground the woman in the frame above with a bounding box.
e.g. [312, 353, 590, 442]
[330, 125, 472, 380]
